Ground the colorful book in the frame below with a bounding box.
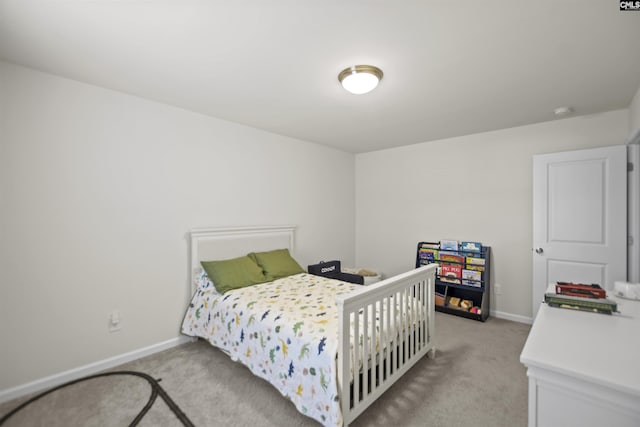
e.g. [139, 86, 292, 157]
[420, 241, 440, 249]
[440, 240, 459, 251]
[441, 264, 462, 279]
[466, 256, 485, 266]
[419, 248, 439, 262]
[460, 241, 482, 253]
[555, 282, 605, 299]
[461, 280, 482, 287]
[462, 269, 481, 281]
[461, 269, 482, 287]
[439, 253, 464, 265]
[544, 292, 617, 315]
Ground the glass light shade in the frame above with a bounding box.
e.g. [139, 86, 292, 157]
[338, 65, 383, 95]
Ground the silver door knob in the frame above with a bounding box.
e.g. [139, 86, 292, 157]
[535, 248, 544, 254]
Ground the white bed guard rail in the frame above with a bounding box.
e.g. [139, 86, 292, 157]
[336, 263, 437, 426]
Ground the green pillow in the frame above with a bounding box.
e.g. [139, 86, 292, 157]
[248, 248, 304, 281]
[200, 255, 266, 294]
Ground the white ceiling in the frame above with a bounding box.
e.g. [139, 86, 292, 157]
[1, 1, 639, 153]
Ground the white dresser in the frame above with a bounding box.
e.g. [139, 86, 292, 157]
[520, 293, 640, 427]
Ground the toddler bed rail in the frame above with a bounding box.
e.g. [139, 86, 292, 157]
[337, 264, 437, 426]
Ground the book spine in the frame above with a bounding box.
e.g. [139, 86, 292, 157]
[544, 294, 616, 314]
[546, 302, 613, 315]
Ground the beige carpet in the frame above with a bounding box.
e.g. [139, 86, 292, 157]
[0, 313, 530, 426]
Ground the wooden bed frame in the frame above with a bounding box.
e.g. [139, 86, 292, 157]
[188, 225, 436, 426]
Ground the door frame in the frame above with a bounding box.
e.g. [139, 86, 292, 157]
[627, 133, 640, 283]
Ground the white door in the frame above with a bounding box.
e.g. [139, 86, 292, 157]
[532, 145, 627, 318]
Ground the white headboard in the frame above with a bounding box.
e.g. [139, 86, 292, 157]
[189, 225, 296, 293]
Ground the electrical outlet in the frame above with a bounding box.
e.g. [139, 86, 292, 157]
[495, 283, 502, 295]
[109, 309, 121, 332]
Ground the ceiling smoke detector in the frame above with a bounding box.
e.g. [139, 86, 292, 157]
[554, 106, 573, 116]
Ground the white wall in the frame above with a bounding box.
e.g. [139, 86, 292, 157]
[0, 61, 355, 390]
[355, 110, 629, 321]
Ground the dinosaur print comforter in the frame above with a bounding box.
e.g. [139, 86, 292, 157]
[182, 273, 358, 427]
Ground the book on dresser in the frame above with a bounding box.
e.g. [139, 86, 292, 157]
[544, 282, 617, 315]
[416, 240, 491, 321]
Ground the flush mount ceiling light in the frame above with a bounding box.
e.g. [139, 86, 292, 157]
[338, 65, 383, 95]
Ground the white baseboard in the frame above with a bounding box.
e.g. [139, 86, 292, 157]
[0, 336, 191, 405]
[491, 309, 533, 325]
